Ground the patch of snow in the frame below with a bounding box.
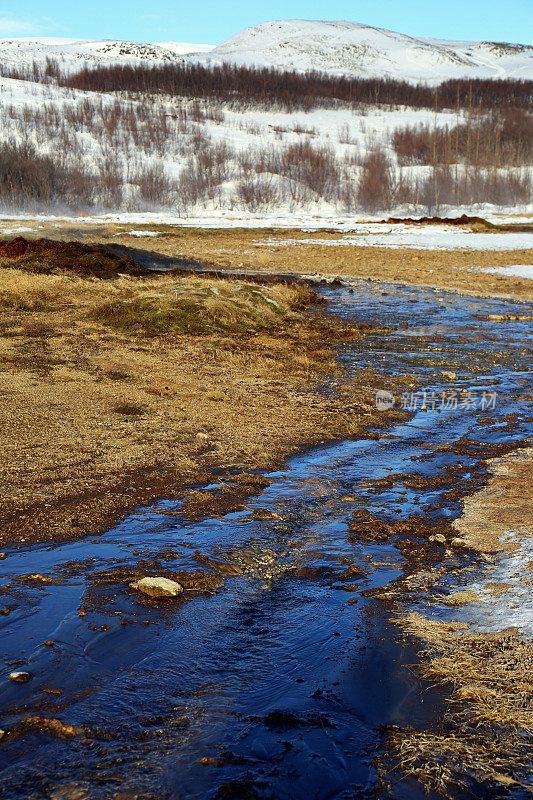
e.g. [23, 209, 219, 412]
[256, 226, 533, 251]
[477, 265, 533, 280]
[449, 531, 533, 637]
[156, 41, 216, 56]
[0, 225, 34, 235]
[114, 229, 162, 237]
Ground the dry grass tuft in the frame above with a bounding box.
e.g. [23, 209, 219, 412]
[381, 612, 533, 796]
[113, 402, 146, 416]
[442, 589, 481, 606]
[384, 726, 532, 796]
[90, 279, 316, 335]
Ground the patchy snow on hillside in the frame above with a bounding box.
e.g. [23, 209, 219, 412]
[0, 37, 188, 70]
[0, 23, 531, 223]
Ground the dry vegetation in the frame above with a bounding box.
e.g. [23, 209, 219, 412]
[381, 615, 533, 796]
[25, 222, 532, 301]
[452, 447, 533, 552]
[379, 447, 533, 797]
[0, 247, 408, 548]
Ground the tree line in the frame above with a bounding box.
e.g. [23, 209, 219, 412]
[1, 57, 532, 112]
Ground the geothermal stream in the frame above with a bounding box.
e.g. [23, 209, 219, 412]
[0, 280, 531, 799]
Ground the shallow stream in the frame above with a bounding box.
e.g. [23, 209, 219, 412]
[1, 280, 531, 800]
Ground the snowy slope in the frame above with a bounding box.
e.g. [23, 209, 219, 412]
[157, 41, 216, 55]
[196, 20, 533, 83]
[0, 37, 212, 71]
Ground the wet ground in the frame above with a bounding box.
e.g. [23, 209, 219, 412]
[0, 280, 531, 800]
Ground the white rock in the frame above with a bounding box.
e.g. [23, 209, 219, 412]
[9, 671, 31, 683]
[129, 576, 184, 598]
[441, 371, 457, 380]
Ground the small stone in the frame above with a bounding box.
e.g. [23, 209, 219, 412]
[77, 610, 87, 617]
[9, 671, 31, 683]
[0, 729, 5, 741]
[130, 576, 184, 598]
[451, 537, 467, 547]
[0, 553, 6, 560]
[441, 371, 457, 380]
[27, 573, 53, 583]
[429, 534, 446, 544]
[1, 607, 10, 616]
[44, 640, 54, 647]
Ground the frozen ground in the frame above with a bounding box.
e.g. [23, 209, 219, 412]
[452, 532, 533, 637]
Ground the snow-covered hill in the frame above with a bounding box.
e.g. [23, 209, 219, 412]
[1, 21, 532, 83]
[196, 20, 533, 83]
[0, 21, 530, 220]
[0, 37, 214, 71]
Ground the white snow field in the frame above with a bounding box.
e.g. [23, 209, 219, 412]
[478, 265, 533, 279]
[197, 20, 533, 83]
[255, 226, 533, 250]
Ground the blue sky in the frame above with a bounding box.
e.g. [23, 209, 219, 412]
[1, 0, 531, 45]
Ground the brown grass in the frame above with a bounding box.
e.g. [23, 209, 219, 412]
[0, 261, 407, 548]
[9, 222, 531, 301]
[380, 444, 533, 797]
[452, 447, 533, 552]
[381, 609, 533, 795]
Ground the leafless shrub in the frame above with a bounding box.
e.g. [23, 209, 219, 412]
[393, 109, 533, 168]
[275, 140, 341, 203]
[133, 163, 176, 206]
[97, 155, 123, 208]
[237, 174, 278, 211]
[357, 148, 396, 212]
[0, 140, 93, 210]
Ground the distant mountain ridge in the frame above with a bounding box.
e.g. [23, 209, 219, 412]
[0, 20, 531, 83]
[0, 37, 214, 71]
